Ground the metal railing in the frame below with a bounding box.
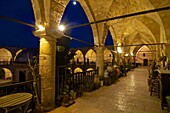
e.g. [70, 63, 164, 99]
[56, 69, 97, 96]
[0, 61, 11, 65]
[0, 80, 34, 97]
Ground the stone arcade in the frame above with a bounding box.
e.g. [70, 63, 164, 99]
[30, 0, 170, 109]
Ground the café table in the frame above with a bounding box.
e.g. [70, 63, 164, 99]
[0, 92, 33, 113]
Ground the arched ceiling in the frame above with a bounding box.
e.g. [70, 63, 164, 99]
[31, 0, 170, 55]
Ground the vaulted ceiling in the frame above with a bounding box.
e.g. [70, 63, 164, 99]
[31, 0, 170, 57]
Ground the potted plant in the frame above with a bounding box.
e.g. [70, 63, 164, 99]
[85, 82, 94, 92]
[61, 85, 70, 103]
[60, 85, 75, 107]
[69, 90, 77, 100]
[76, 84, 84, 97]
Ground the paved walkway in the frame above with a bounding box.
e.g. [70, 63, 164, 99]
[48, 67, 167, 113]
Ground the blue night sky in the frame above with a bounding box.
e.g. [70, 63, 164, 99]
[0, 0, 113, 48]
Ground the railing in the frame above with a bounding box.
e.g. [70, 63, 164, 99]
[0, 80, 34, 97]
[0, 61, 11, 65]
[70, 70, 96, 86]
[56, 69, 97, 96]
[0, 70, 97, 102]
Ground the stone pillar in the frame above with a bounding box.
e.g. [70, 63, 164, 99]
[34, 29, 63, 110]
[95, 46, 104, 77]
[39, 35, 56, 109]
[165, 45, 170, 59]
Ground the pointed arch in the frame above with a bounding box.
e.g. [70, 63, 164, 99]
[74, 50, 84, 63]
[74, 67, 83, 73]
[3, 68, 12, 80]
[60, 1, 94, 48]
[86, 68, 93, 71]
[105, 30, 114, 46]
[104, 48, 112, 63]
[30, 0, 42, 26]
[14, 49, 24, 61]
[0, 48, 12, 64]
[15, 48, 38, 62]
[136, 45, 153, 64]
[85, 49, 96, 63]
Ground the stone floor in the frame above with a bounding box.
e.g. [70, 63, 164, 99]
[48, 67, 167, 113]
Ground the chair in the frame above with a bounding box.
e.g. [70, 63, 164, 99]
[149, 70, 160, 98]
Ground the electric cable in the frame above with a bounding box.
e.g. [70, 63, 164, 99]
[1, 6, 170, 46]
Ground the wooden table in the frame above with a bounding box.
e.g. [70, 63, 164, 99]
[158, 69, 170, 109]
[0, 93, 33, 113]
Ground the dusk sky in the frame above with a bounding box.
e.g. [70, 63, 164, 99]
[0, 0, 113, 48]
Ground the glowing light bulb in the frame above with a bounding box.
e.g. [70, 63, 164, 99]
[58, 25, 65, 31]
[38, 25, 45, 31]
[117, 47, 122, 53]
[125, 53, 129, 56]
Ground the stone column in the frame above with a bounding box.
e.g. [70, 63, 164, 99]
[34, 29, 63, 110]
[39, 35, 56, 109]
[95, 46, 104, 77]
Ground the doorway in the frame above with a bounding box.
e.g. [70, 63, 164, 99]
[19, 71, 26, 82]
[143, 59, 148, 66]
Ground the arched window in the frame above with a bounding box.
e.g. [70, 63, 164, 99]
[3, 68, 12, 80]
[86, 68, 93, 71]
[74, 67, 83, 73]
[0, 48, 12, 64]
[74, 50, 84, 64]
[85, 49, 96, 63]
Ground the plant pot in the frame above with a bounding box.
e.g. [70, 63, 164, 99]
[61, 100, 75, 107]
[104, 77, 111, 86]
[62, 94, 70, 103]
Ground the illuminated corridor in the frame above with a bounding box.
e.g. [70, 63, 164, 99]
[49, 67, 166, 113]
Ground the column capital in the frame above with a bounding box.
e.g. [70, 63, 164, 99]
[33, 27, 64, 39]
[94, 45, 105, 51]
